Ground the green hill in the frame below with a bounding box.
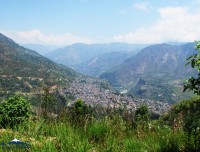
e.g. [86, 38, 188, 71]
[0, 33, 77, 98]
[100, 43, 196, 103]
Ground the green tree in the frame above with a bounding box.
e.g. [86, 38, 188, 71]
[134, 104, 150, 130]
[0, 95, 31, 128]
[184, 41, 200, 94]
[182, 42, 200, 151]
[183, 41, 200, 151]
[41, 87, 56, 119]
[135, 104, 150, 122]
[70, 98, 93, 126]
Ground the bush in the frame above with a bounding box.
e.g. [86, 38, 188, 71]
[134, 104, 150, 130]
[0, 95, 31, 128]
[88, 121, 109, 142]
[159, 97, 200, 151]
[41, 87, 57, 119]
[69, 98, 93, 126]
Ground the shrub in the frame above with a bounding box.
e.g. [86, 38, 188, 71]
[88, 121, 109, 142]
[159, 97, 200, 151]
[0, 95, 31, 128]
[134, 104, 150, 130]
[41, 87, 57, 119]
[69, 98, 93, 126]
[159, 132, 184, 152]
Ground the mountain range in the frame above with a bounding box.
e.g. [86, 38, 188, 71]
[45, 43, 147, 74]
[100, 43, 196, 103]
[42, 40, 197, 103]
[74, 51, 135, 76]
[0, 33, 170, 113]
[1, 31, 197, 104]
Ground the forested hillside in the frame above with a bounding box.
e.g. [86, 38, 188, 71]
[100, 43, 196, 103]
[0, 33, 77, 99]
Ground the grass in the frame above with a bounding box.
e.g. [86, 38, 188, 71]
[0, 116, 189, 152]
[1, 96, 200, 152]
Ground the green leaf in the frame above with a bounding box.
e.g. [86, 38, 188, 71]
[191, 59, 196, 68]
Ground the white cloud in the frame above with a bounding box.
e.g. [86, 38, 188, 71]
[134, 2, 151, 11]
[1, 29, 94, 46]
[111, 6, 200, 43]
[2, 6, 200, 45]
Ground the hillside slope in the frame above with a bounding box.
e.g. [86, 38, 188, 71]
[0, 33, 77, 98]
[100, 43, 196, 103]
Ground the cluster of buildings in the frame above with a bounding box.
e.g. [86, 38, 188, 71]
[63, 76, 171, 115]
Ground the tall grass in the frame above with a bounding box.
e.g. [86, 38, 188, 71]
[0, 117, 189, 152]
[0, 109, 199, 152]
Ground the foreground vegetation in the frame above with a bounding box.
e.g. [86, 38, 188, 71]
[0, 94, 199, 152]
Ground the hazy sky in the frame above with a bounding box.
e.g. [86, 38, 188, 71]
[1, 0, 200, 46]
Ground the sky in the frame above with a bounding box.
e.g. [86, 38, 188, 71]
[1, 0, 200, 46]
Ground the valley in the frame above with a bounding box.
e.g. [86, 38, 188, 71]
[44, 43, 147, 75]
[40, 41, 197, 103]
[1, 1, 200, 151]
[0, 33, 170, 114]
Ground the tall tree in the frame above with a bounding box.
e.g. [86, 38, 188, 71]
[41, 87, 56, 119]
